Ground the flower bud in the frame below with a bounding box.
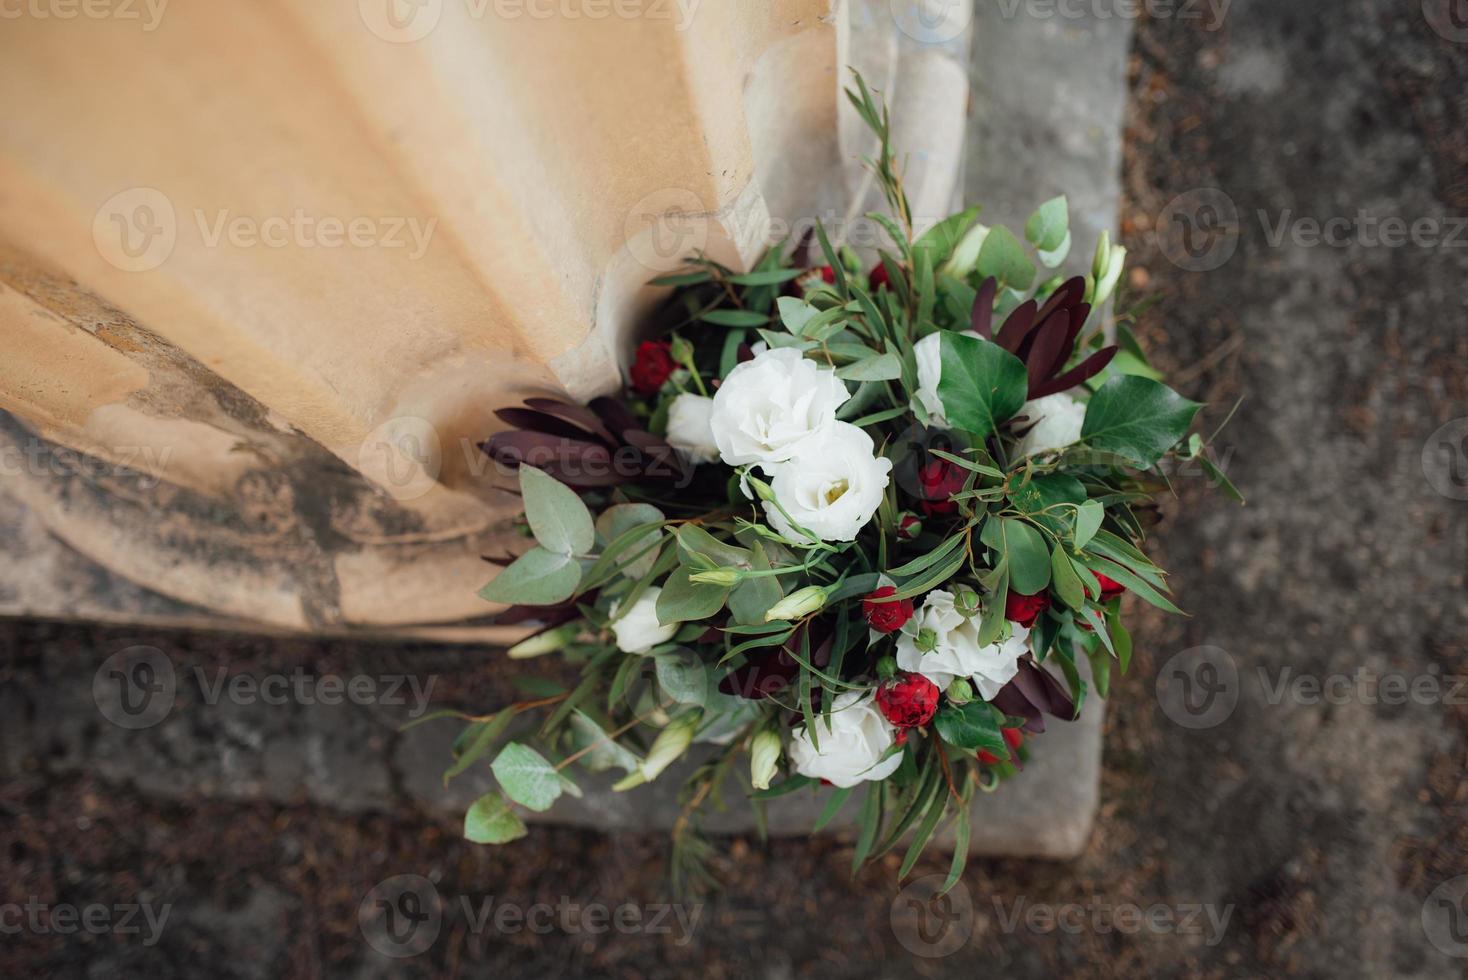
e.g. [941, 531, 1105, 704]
[611, 769, 647, 792]
[946, 678, 975, 705]
[749, 728, 781, 791]
[954, 589, 982, 619]
[744, 473, 777, 503]
[689, 567, 745, 587]
[640, 711, 700, 782]
[876, 655, 898, 680]
[896, 513, 923, 541]
[669, 335, 695, 366]
[764, 585, 828, 622]
[1088, 232, 1126, 308]
[916, 627, 939, 653]
[507, 624, 578, 659]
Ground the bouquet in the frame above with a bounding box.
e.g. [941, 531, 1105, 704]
[447, 75, 1240, 892]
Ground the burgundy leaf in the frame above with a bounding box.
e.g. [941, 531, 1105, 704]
[994, 300, 1038, 353]
[1035, 276, 1086, 326]
[1028, 346, 1119, 398]
[494, 407, 603, 443]
[589, 396, 640, 440]
[970, 277, 998, 339]
[523, 397, 619, 444]
[1059, 303, 1092, 358]
[1024, 312, 1073, 393]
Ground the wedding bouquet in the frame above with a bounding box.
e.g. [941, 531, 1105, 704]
[443, 75, 1239, 892]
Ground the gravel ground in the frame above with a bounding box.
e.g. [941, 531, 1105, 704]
[3, 2, 1466, 977]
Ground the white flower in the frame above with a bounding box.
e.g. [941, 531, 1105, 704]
[665, 393, 719, 464]
[1013, 393, 1087, 459]
[762, 422, 892, 542]
[913, 332, 949, 429]
[787, 691, 904, 788]
[709, 347, 849, 469]
[895, 590, 1030, 699]
[608, 588, 677, 654]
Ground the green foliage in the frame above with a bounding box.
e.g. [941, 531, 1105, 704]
[936, 333, 1029, 439]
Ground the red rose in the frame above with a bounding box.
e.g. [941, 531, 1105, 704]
[1086, 571, 1127, 601]
[630, 341, 675, 395]
[863, 585, 914, 634]
[869, 262, 891, 292]
[917, 459, 965, 516]
[978, 726, 1025, 765]
[876, 673, 939, 729]
[1005, 590, 1051, 628]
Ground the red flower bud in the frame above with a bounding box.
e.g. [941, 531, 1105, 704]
[897, 513, 922, 540]
[818, 265, 836, 284]
[875, 673, 940, 729]
[1091, 571, 1127, 601]
[1004, 590, 1051, 628]
[863, 586, 914, 634]
[630, 341, 676, 396]
[978, 727, 1025, 765]
[917, 459, 965, 516]
[869, 261, 891, 292]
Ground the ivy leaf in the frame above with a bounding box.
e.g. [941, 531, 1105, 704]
[975, 226, 1036, 291]
[478, 547, 580, 605]
[520, 466, 594, 556]
[490, 743, 562, 812]
[464, 792, 528, 844]
[937, 332, 1029, 440]
[933, 701, 1007, 754]
[1082, 376, 1203, 467]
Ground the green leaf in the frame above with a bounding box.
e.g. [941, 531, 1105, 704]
[1050, 545, 1084, 608]
[936, 332, 1029, 440]
[443, 710, 516, 785]
[655, 650, 710, 707]
[982, 518, 1051, 595]
[594, 504, 665, 580]
[749, 774, 816, 800]
[1082, 376, 1203, 467]
[836, 352, 903, 381]
[913, 205, 981, 267]
[939, 802, 971, 896]
[1024, 196, 1069, 251]
[898, 780, 951, 881]
[478, 547, 580, 605]
[850, 782, 884, 876]
[649, 270, 712, 287]
[464, 792, 528, 844]
[1036, 230, 1072, 269]
[728, 268, 804, 286]
[775, 296, 818, 334]
[812, 786, 853, 833]
[675, 525, 751, 568]
[490, 743, 562, 812]
[520, 466, 594, 556]
[656, 567, 730, 625]
[1200, 452, 1246, 503]
[1073, 500, 1104, 549]
[728, 541, 784, 626]
[933, 701, 1007, 753]
[975, 226, 1036, 291]
[700, 308, 770, 328]
[567, 710, 641, 774]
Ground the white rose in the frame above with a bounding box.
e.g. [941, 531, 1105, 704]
[709, 347, 849, 469]
[913, 332, 949, 429]
[763, 422, 892, 542]
[665, 393, 719, 464]
[895, 590, 1030, 699]
[608, 588, 677, 654]
[787, 691, 903, 788]
[1013, 393, 1087, 459]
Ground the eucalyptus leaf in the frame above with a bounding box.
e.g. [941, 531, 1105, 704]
[567, 710, 641, 774]
[519, 466, 594, 556]
[1024, 195, 1069, 252]
[464, 792, 528, 844]
[836, 352, 903, 381]
[490, 743, 562, 812]
[975, 226, 1036, 291]
[656, 567, 731, 625]
[478, 547, 580, 605]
